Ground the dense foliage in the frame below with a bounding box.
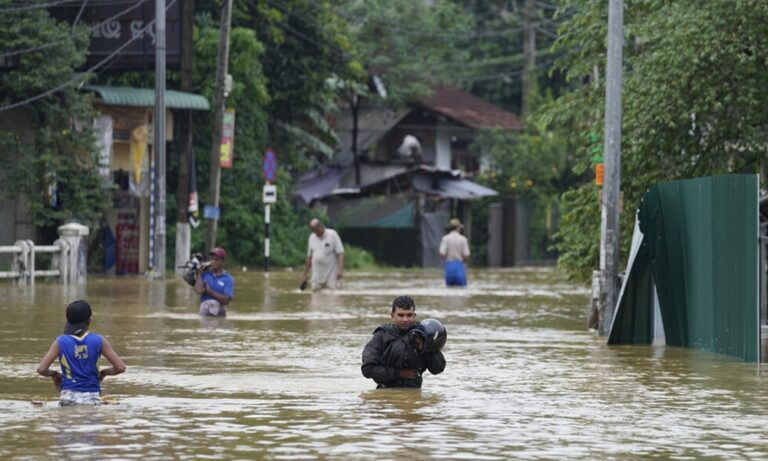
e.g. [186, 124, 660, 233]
[548, 0, 768, 282]
[4, 0, 766, 278]
[0, 1, 106, 230]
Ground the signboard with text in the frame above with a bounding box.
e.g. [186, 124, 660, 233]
[49, 0, 182, 71]
[220, 109, 235, 168]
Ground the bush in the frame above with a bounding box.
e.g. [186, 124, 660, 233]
[343, 244, 379, 270]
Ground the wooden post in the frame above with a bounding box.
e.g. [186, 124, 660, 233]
[205, 0, 233, 253]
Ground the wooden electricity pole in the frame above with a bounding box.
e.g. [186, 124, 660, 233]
[598, 0, 624, 335]
[204, 0, 233, 253]
[175, 0, 193, 275]
[522, 0, 536, 117]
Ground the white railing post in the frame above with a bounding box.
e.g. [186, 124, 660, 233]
[53, 239, 69, 284]
[13, 240, 29, 285]
[58, 223, 89, 284]
[25, 239, 35, 286]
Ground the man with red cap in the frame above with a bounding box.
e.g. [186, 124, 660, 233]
[195, 247, 234, 317]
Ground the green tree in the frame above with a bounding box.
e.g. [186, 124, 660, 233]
[339, 0, 475, 104]
[180, 15, 322, 266]
[0, 3, 106, 230]
[470, 89, 575, 263]
[549, 0, 768, 282]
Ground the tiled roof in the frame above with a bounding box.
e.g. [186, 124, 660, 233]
[419, 85, 522, 131]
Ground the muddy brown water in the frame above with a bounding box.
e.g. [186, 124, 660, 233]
[2, 268, 767, 459]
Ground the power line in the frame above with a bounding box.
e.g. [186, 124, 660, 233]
[272, 1, 529, 59]
[271, 0, 528, 43]
[336, 4, 527, 36]
[344, 16, 527, 39]
[71, 0, 89, 31]
[0, 0, 74, 13]
[0, 0, 178, 113]
[0, 0, 147, 60]
[451, 52, 568, 83]
[535, 25, 560, 40]
[270, 1, 562, 86]
[536, 1, 562, 11]
[272, 19, 347, 59]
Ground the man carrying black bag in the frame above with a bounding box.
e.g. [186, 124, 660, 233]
[361, 296, 446, 389]
[194, 247, 234, 317]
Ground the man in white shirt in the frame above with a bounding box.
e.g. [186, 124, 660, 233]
[301, 219, 345, 291]
[439, 218, 470, 287]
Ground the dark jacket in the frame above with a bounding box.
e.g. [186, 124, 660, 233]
[361, 322, 446, 388]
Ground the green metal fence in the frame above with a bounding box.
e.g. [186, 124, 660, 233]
[609, 175, 760, 362]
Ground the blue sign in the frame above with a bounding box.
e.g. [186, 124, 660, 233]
[263, 148, 277, 183]
[203, 205, 220, 220]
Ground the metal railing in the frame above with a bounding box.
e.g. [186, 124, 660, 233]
[0, 239, 70, 285]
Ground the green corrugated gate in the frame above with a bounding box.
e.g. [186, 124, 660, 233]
[609, 175, 760, 362]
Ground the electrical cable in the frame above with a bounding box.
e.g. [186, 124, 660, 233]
[272, 19, 347, 59]
[71, 0, 89, 31]
[0, 0, 74, 13]
[271, 1, 548, 60]
[268, 0, 528, 42]
[0, 0, 147, 60]
[269, 1, 566, 86]
[535, 25, 560, 40]
[536, 1, 562, 11]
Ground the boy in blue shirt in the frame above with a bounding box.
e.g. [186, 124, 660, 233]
[36, 300, 126, 406]
[195, 247, 234, 317]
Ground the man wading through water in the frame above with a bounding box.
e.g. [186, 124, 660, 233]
[361, 296, 446, 388]
[301, 218, 344, 291]
[195, 247, 234, 317]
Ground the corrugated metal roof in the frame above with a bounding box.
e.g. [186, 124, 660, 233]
[82, 85, 210, 110]
[412, 174, 498, 200]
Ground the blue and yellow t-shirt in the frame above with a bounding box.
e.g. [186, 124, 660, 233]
[57, 333, 103, 393]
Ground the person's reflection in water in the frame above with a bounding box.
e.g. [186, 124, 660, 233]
[309, 290, 341, 311]
[51, 407, 104, 453]
[359, 389, 443, 424]
[198, 316, 232, 331]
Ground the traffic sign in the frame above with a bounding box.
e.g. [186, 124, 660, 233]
[263, 148, 277, 183]
[262, 184, 277, 204]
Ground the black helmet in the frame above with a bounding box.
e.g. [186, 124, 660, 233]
[414, 319, 447, 353]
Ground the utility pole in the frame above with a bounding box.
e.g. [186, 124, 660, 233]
[598, 0, 624, 335]
[351, 93, 360, 185]
[153, 0, 167, 278]
[175, 0, 194, 276]
[522, 0, 536, 117]
[205, 0, 233, 253]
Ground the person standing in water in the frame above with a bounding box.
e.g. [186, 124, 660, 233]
[439, 218, 470, 287]
[36, 300, 126, 406]
[195, 247, 234, 317]
[361, 296, 446, 388]
[301, 218, 345, 291]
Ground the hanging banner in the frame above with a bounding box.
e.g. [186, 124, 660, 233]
[220, 108, 235, 168]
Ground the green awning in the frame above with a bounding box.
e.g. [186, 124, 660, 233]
[82, 85, 210, 110]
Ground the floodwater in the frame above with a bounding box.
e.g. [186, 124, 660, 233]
[2, 267, 767, 460]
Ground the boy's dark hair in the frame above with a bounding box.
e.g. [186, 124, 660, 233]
[391, 295, 415, 313]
